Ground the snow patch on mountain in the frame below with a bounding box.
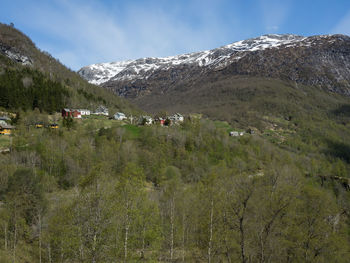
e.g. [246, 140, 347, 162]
[0, 44, 32, 66]
[78, 34, 316, 85]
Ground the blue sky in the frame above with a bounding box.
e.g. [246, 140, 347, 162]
[1, 0, 350, 70]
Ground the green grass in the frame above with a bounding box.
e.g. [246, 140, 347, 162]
[123, 124, 142, 139]
[81, 116, 116, 129]
[0, 135, 10, 148]
[213, 120, 232, 131]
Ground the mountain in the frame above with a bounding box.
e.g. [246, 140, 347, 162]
[79, 34, 350, 96]
[0, 23, 138, 114]
[79, 34, 306, 84]
[78, 34, 350, 127]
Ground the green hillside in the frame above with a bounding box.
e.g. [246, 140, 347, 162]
[0, 23, 139, 114]
[0, 108, 349, 262]
[0, 23, 349, 262]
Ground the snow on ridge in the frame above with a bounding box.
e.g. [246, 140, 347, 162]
[78, 34, 333, 85]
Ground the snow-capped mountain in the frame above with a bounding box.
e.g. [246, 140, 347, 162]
[79, 34, 350, 102]
[79, 34, 308, 85]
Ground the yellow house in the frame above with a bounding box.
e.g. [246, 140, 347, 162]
[0, 124, 15, 135]
[49, 123, 59, 129]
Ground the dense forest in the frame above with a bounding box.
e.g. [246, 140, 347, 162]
[0, 68, 69, 113]
[0, 110, 349, 262]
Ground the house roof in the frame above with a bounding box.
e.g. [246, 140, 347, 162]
[96, 105, 108, 111]
[0, 116, 11, 121]
[0, 124, 15, 129]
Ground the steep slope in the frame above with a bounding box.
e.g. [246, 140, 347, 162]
[78, 34, 350, 127]
[79, 34, 350, 99]
[0, 23, 139, 114]
[79, 34, 307, 85]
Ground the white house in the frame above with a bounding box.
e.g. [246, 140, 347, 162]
[78, 109, 91, 116]
[175, 113, 184, 122]
[229, 131, 239, 137]
[139, 116, 153, 125]
[114, 112, 127, 120]
[169, 113, 184, 123]
[94, 105, 109, 116]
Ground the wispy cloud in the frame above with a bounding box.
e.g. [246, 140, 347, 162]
[13, 0, 241, 70]
[266, 25, 279, 32]
[259, 0, 291, 33]
[332, 10, 350, 35]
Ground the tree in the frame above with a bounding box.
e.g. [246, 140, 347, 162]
[159, 166, 183, 262]
[113, 163, 146, 262]
[4, 168, 47, 262]
[222, 174, 255, 263]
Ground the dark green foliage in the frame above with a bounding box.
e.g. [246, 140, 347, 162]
[0, 68, 69, 113]
[6, 168, 46, 225]
[62, 115, 74, 130]
[0, 23, 141, 115]
[0, 113, 349, 262]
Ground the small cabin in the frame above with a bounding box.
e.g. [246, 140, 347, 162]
[35, 123, 44, 128]
[94, 105, 109, 116]
[62, 109, 81, 119]
[139, 116, 153, 125]
[154, 117, 166, 126]
[169, 113, 184, 123]
[62, 108, 71, 118]
[79, 109, 91, 116]
[0, 124, 15, 135]
[49, 124, 59, 129]
[72, 110, 82, 119]
[246, 128, 255, 135]
[114, 112, 127, 120]
[0, 116, 11, 122]
[229, 131, 239, 137]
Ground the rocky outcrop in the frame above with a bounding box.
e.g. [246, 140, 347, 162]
[0, 43, 33, 66]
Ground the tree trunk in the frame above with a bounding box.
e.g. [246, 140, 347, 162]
[141, 225, 145, 259]
[4, 223, 7, 251]
[39, 214, 42, 263]
[239, 217, 246, 263]
[124, 214, 129, 263]
[48, 243, 52, 263]
[208, 199, 214, 263]
[13, 222, 17, 263]
[170, 197, 175, 262]
[182, 212, 185, 262]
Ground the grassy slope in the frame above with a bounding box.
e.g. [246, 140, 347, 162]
[133, 74, 350, 126]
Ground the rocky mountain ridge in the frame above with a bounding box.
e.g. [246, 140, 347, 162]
[79, 34, 307, 85]
[78, 34, 350, 98]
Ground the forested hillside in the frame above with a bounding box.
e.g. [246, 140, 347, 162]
[0, 22, 350, 263]
[0, 111, 349, 262]
[0, 23, 139, 114]
[0, 68, 68, 113]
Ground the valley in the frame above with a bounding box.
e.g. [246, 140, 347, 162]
[0, 22, 350, 262]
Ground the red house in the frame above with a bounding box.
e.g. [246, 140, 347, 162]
[62, 109, 82, 118]
[62, 108, 71, 117]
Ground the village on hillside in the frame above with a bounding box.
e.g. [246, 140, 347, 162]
[61, 105, 185, 126]
[0, 105, 254, 155]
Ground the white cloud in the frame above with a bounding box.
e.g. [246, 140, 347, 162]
[259, 0, 291, 33]
[15, 0, 241, 70]
[266, 25, 279, 32]
[332, 10, 350, 35]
